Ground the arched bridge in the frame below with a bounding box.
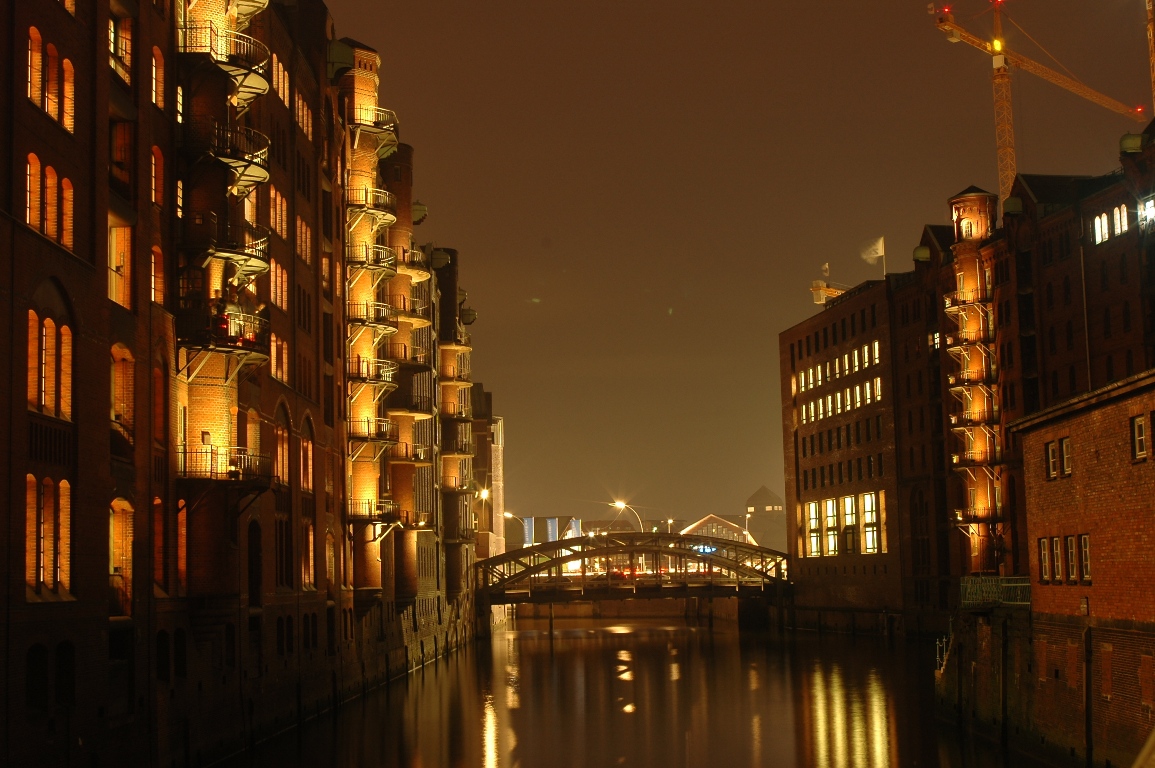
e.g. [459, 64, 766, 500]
[475, 531, 790, 605]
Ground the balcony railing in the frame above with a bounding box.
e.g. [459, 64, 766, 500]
[960, 575, 1030, 609]
[954, 506, 1004, 525]
[442, 437, 475, 456]
[182, 212, 271, 277]
[179, 25, 270, 77]
[347, 498, 402, 523]
[441, 365, 471, 383]
[945, 328, 994, 346]
[389, 294, 430, 320]
[387, 442, 432, 462]
[944, 287, 993, 308]
[345, 243, 398, 272]
[175, 307, 270, 355]
[182, 119, 270, 189]
[347, 356, 399, 384]
[948, 367, 995, 386]
[951, 447, 1004, 467]
[397, 248, 429, 273]
[347, 417, 399, 443]
[388, 395, 434, 414]
[950, 408, 1000, 426]
[347, 104, 399, 132]
[346, 300, 398, 329]
[345, 185, 396, 215]
[380, 342, 429, 366]
[177, 446, 272, 481]
[442, 474, 474, 492]
[441, 401, 472, 419]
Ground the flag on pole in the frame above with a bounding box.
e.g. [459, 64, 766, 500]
[861, 237, 885, 265]
[821, 262, 830, 277]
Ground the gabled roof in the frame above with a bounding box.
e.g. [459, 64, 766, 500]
[745, 485, 782, 508]
[680, 514, 758, 546]
[1016, 172, 1121, 208]
[339, 37, 376, 52]
[924, 224, 955, 252]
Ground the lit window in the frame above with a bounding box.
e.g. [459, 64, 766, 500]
[861, 344, 869, 368]
[28, 28, 42, 104]
[806, 502, 820, 557]
[874, 377, 882, 401]
[151, 48, 163, 108]
[176, 85, 183, 123]
[1038, 538, 1050, 581]
[151, 147, 163, 206]
[855, 385, 862, 409]
[816, 366, 823, 386]
[1060, 437, 1072, 475]
[800, 404, 807, 424]
[864, 381, 872, 404]
[300, 420, 314, 491]
[175, 180, 183, 218]
[853, 348, 860, 371]
[825, 394, 832, 416]
[43, 167, 57, 240]
[61, 179, 73, 249]
[61, 59, 74, 132]
[1080, 535, 1090, 581]
[1133, 415, 1148, 460]
[26, 154, 41, 229]
[108, 226, 132, 308]
[111, 344, 134, 445]
[863, 493, 879, 554]
[824, 499, 838, 555]
[45, 44, 59, 118]
[841, 495, 856, 554]
[817, 398, 824, 420]
[836, 391, 842, 414]
[1045, 441, 1058, 479]
[808, 402, 814, 422]
[873, 340, 880, 364]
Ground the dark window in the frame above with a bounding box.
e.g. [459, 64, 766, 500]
[1124, 302, 1132, 333]
[1045, 283, 1053, 309]
[1066, 321, 1074, 350]
[1063, 276, 1071, 305]
[1048, 326, 1056, 353]
[1103, 308, 1112, 338]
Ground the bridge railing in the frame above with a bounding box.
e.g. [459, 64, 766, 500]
[475, 531, 789, 596]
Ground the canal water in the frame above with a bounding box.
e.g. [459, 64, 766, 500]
[226, 618, 1054, 768]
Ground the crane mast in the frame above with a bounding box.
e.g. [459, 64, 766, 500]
[1148, 0, 1155, 113]
[935, 3, 1146, 206]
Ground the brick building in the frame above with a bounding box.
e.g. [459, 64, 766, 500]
[1, 0, 498, 764]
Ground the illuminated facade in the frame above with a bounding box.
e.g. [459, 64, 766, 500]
[1, 0, 492, 763]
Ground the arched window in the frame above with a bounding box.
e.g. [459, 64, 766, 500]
[300, 418, 314, 491]
[1094, 215, 1103, 244]
[26, 311, 39, 410]
[45, 44, 59, 118]
[43, 167, 58, 240]
[40, 477, 56, 588]
[1114, 206, 1122, 236]
[57, 481, 70, 591]
[151, 147, 163, 206]
[42, 318, 57, 415]
[274, 407, 290, 482]
[26, 154, 41, 229]
[151, 247, 165, 304]
[61, 60, 74, 132]
[109, 226, 132, 308]
[59, 325, 71, 420]
[28, 28, 42, 104]
[61, 179, 73, 249]
[109, 499, 134, 614]
[302, 522, 315, 588]
[151, 48, 163, 108]
[111, 344, 135, 454]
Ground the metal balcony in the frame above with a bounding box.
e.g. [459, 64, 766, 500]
[346, 300, 398, 332]
[347, 498, 402, 524]
[953, 506, 1005, 525]
[386, 442, 433, 464]
[949, 408, 999, 427]
[944, 287, 993, 311]
[345, 243, 398, 274]
[385, 395, 434, 418]
[441, 437, 474, 458]
[947, 366, 995, 386]
[345, 178, 397, 227]
[182, 212, 271, 282]
[181, 119, 270, 193]
[347, 356, 399, 384]
[179, 25, 270, 111]
[945, 328, 994, 349]
[175, 307, 270, 358]
[233, 0, 270, 31]
[441, 401, 473, 420]
[346, 104, 400, 158]
[960, 575, 1030, 610]
[347, 417, 399, 444]
[380, 342, 429, 367]
[396, 247, 430, 279]
[444, 504, 477, 543]
[389, 295, 432, 327]
[441, 365, 472, 385]
[177, 445, 272, 482]
[441, 474, 475, 494]
[951, 447, 1004, 468]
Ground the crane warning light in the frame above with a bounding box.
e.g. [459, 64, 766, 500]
[992, 39, 1003, 52]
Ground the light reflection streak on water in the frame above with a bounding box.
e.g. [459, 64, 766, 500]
[483, 694, 498, 768]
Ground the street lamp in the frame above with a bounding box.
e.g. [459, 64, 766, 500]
[610, 500, 645, 532]
[666, 518, 674, 533]
[503, 511, 529, 548]
[744, 512, 752, 543]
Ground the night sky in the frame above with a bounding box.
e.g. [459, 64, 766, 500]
[325, 0, 1151, 525]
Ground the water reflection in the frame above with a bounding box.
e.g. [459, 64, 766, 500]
[226, 619, 1052, 768]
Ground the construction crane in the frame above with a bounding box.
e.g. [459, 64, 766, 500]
[934, 1, 1147, 206]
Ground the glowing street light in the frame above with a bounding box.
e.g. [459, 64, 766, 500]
[610, 500, 644, 532]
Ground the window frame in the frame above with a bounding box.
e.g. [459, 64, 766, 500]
[1079, 534, 1091, 582]
[1133, 415, 1148, 461]
[1045, 441, 1058, 479]
[1059, 437, 1072, 476]
[1038, 538, 1050, 581]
